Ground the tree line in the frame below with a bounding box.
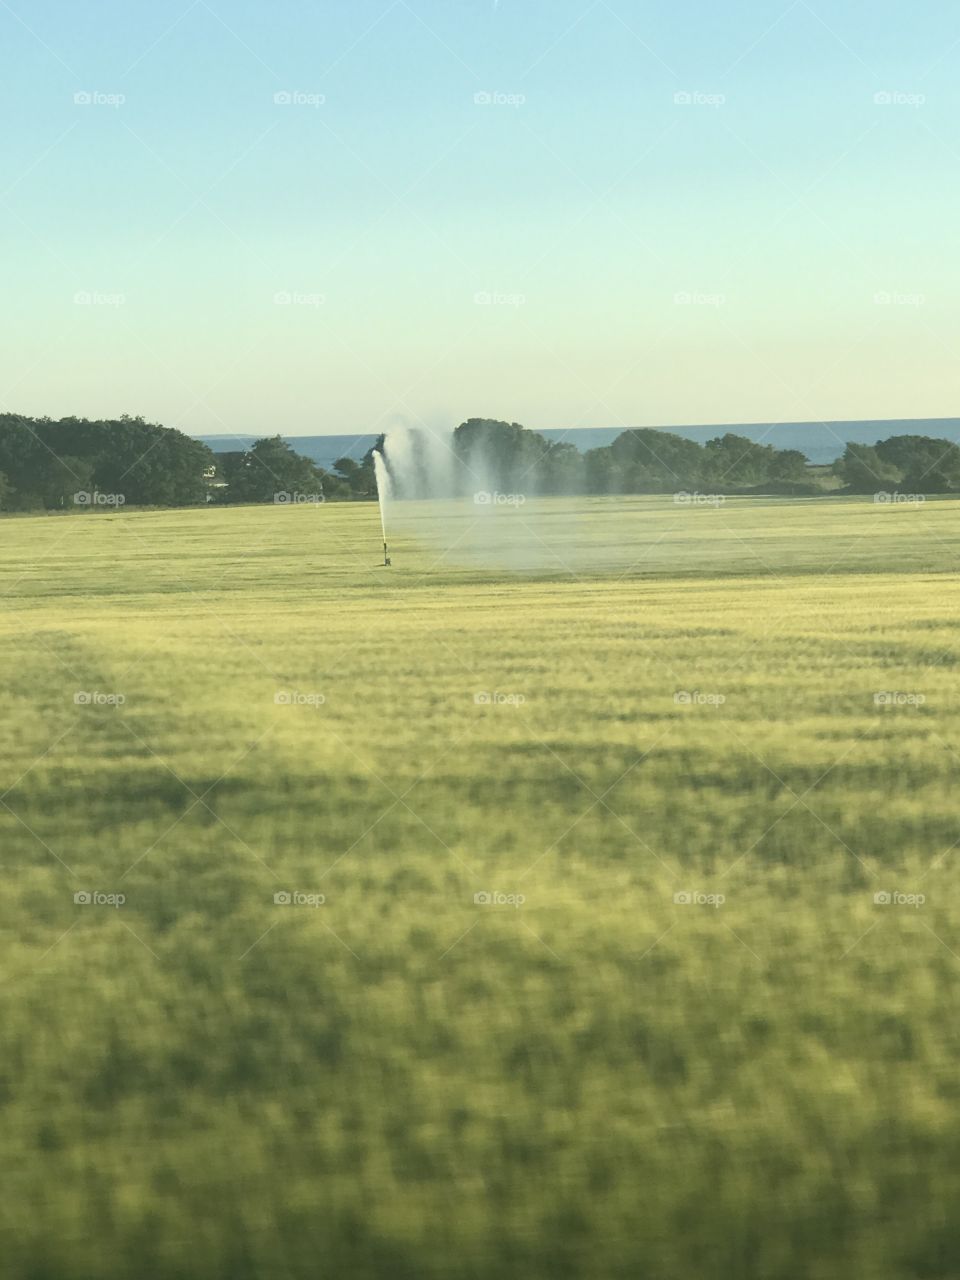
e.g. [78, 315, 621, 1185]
[453, 420, 960, 495]
[0, 416, 354, 511]
[0, 414, 214, 510]
[832, 437, 960, 493]
[1, 412, 958, 511]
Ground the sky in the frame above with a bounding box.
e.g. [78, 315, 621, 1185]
[1, 0, 958, 438]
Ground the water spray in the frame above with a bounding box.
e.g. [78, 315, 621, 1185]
[372, 449, 392, 566]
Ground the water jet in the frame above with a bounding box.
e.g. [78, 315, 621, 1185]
[372, 449, 392, 565]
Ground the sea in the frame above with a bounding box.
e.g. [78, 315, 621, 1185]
[194, 419, 960, 470]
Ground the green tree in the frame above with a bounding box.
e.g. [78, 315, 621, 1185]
[82, 417, 213, 505]
[583, 447, 628, 494]
[210, 452, 247, 487]
[542, 440, 584, 493]
[875, 435, 960, 492]
[701, 434, 806, 486]
[32, 414, 214, 506]
[0, 415, 48, 507]
[769, 448, 810, 481]
[227, 436, 327, 504]
[454, 419, 551, 495]
[42, 455, 96, 508]
[333, 455, 375, 498]
[608, 429, 705, 492]
[703, 433, 764, 485]
[834, 443, 902, 493]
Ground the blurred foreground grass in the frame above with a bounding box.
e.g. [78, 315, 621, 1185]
[2, 495, 960, 1279]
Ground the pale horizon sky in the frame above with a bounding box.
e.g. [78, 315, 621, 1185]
[2, 0, 958, 438]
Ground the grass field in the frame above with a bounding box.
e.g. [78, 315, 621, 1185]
[3, 494, 960, 1279]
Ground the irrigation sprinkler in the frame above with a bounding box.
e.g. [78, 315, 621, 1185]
[373, 449, 393, 566]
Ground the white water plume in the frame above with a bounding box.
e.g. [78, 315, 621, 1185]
[372, 449, 391, 542]
[379, 422, 457, 501]
[375, 421, 584, 571]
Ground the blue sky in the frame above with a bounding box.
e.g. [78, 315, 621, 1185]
[1, 0, 958, 437]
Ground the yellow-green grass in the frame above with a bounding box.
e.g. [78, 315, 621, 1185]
[2, 496, 960, 1279]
